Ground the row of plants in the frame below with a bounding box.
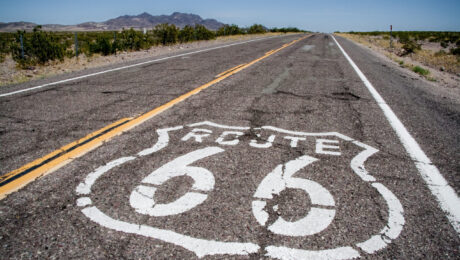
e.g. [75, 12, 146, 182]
[0, 24, 305, 68]
[342, 31, 460, 56]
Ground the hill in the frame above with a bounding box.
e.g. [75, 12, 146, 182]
[0, 12, 225, 32]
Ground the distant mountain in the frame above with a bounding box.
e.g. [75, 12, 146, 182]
[0, 12, 225, 32]
[0, 21, 38, 32]
[104, 12, 223, 30]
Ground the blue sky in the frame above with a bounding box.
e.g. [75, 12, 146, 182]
[1, 0, 459, 32]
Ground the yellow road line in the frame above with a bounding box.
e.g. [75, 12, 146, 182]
[0, 35, 309, 200]
[215, 63, 246, 78]
[0, 117, 132, 199]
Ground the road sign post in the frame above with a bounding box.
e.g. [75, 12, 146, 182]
[390, 25, 393, 49]
[113, 31, 117, 55]
[74, 32, 78, 58]
[19, 34, 24, 59]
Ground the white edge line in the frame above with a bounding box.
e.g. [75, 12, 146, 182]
[0, 35, 286, 98]
[331, 35, 460, 235]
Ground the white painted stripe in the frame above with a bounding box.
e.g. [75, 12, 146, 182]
[82, 206, 260, 257]
[332, 35, 460, 235]
[265, 245, 360, 260]
[188, 121, 250, 130]
[76, 156, 136, 195]
[137, 126, 183, 156]
[0, 35, 285, 98]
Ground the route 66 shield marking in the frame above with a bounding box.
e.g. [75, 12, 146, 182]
[76, 121, 404, 259]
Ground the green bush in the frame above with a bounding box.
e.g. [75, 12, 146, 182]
[435, 50, 447, 56]
[402, 40, 421, 55]
[90, 35, 114, 56]
[451, 47, 460, 56]
[247, 24, 266, 34]
[412, 66, 429, 76]
[2, 22, 307, 68]
[270, 27, 304, 33]
[217, 24, 243, 36]
[178, 25, 195, 42]
[12, 26, 66, 66]
[119, 28, 144, 51]
[153, 24, 179, 45]
[0, 32, 15, 63]
[193, 24, 215, 41]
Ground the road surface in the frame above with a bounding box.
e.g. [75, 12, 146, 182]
[0, 33, 459, 259]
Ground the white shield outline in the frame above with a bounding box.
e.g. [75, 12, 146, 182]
[76, 121, 404, 259]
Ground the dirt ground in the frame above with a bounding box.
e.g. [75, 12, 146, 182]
[0, 33, 287, 87]
[337, 33, 460, 90]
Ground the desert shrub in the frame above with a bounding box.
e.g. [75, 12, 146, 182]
[401, 40, 421, 55]
[346, 31, 460, 45]
[90, 35, 114, 55]
[440, 41, 449, 48]
[435, 50, 447, 56]
[270, 27, 304, 33]
[451, 47, 460, 56]
[118, 28, 145, 51]
[178, 25, 195, 42]
[0, 33, 14, 62]
[217, 24, 243, 36]
[12, 26, 66, 66]
[153, 24, 179, 45]
[247, 24, 266, 34]
[397, 33, 411, 44]
[412, 66, 429, 76]
[193, 24, 215, 41]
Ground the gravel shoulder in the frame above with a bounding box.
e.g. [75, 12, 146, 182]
[336, 33, 460, 92]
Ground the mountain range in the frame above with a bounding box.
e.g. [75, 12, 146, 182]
[0, 12, 225, 32]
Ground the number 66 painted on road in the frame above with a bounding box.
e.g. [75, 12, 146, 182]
[129, 147, 335, 236]
[76, 122, 405, 259]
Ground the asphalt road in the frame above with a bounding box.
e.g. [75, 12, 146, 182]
[0, 33, 459, 259]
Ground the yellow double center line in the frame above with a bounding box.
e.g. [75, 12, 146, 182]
[0, 35, 308, 199]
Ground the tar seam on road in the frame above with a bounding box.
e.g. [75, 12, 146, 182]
[215, 63, 246, 77]
[0, 118, 132, 187]
[0, 118, 132, 199]
[0, 35, 290, 98]
[331, 35, 460, 235]
[0, 35, 308, 200]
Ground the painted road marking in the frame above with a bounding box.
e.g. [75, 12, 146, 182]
[301, 45, 315, 51]
[130, 147, 223, 217]
[252, 155, 336, 236]
[332, 35, 460, 235]
[0, 35, 308, 200]
[0, 35, 295, 98]
[215, 63, 246, 77]
[76, 121, 404, 259]
[0, 117, 132, 199]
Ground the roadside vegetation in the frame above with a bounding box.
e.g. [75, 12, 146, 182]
[0, 24, 306, 69]
[336, 31, 460, 83]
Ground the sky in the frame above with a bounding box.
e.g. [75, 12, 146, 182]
[0, 0, 459, 32]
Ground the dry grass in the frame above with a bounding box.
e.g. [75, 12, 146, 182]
[414, 49, 459, 74]
[337, 33, 460, 76]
